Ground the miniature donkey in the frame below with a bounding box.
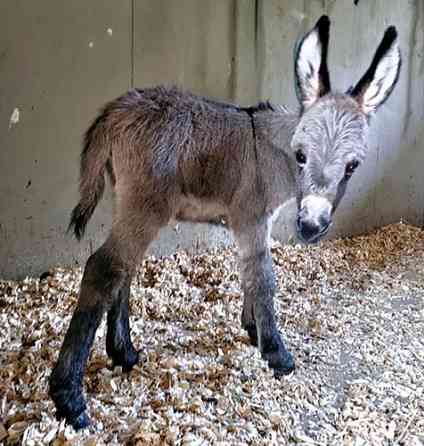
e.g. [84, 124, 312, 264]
[49, 16, 401, 429]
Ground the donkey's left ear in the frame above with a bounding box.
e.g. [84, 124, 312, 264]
[294, 15, 331, 111]
[350, 27, 401, 116]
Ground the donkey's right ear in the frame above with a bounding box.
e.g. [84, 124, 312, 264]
[350, 26, 401, 116]
[294, 15, 331, 111]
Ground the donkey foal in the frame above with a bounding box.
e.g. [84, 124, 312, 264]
[49, 16, 401, 429]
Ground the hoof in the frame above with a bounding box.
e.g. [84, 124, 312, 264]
[112, 348, 139, 373]
[273, 353, 295, 378]
[49, 371, 89, 431]
[261, 334, 295, 377]
[244, 324, 258, 347]
[56, 409, 91, 430]
[71, 411, 91, 430]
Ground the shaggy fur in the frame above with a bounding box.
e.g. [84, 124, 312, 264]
[49, 16, 401, 429]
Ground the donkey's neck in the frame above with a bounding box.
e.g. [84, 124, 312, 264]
[253, 107, 299, 209]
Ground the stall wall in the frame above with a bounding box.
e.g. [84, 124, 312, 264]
[1, 0, 423, 278]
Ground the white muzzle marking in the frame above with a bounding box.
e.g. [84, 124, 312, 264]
[300, 195, 332, 224]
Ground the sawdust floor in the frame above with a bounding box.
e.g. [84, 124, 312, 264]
[0, 223, 423, 445]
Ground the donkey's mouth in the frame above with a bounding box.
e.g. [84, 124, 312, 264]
[295, 218, 332, 244]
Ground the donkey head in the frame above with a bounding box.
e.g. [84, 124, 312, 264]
[292, 16, 401, 243]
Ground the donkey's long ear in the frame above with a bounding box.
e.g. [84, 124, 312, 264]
[294, 15, 331, 111]
[350, 27, 401, 115]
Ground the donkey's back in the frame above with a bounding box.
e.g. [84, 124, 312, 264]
[70, 86, 262, 239]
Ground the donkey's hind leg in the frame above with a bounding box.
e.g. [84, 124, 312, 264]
[103, 202, 169, 373]
[49, 236, 128, 429]
[49, 204, 167, 429]
[106, 274, 139, 371]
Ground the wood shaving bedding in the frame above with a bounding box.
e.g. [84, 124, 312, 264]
[0, 222, 423, 445]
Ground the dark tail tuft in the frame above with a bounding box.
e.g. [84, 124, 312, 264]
[68, 201, 97, 241]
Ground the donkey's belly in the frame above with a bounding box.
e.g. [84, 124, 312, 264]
[175, 195, 228, 227]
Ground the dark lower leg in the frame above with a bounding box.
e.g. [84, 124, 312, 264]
[254, 299, 294, 377]
[49, 243, 123, 429]
[254, 253, 294, 376]
[106, 276, 139, 371]
[49, 306, 103, 429]
[239, 245, 295, 377]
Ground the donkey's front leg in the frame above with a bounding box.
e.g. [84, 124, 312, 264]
[236, 221, 295, 377]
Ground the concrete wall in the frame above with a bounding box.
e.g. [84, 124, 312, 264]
[1, 0, 423, 278]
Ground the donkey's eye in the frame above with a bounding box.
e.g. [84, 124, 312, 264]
[295, 150, 307, 165]
[345, 160, 360, 177]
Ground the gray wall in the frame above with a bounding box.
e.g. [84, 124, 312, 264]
[1, 0, 423, 278]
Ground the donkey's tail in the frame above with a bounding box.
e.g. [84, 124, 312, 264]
[68, 111, 112, 241]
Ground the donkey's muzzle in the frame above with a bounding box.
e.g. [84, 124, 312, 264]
[296, 195, 332, 243]
[296, 216, 331, 243]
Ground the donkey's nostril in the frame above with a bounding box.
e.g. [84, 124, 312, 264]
[297, 218, 330, 243]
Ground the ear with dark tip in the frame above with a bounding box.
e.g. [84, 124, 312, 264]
[350, 26, 401, 115]
[294, 15, 331, 111]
